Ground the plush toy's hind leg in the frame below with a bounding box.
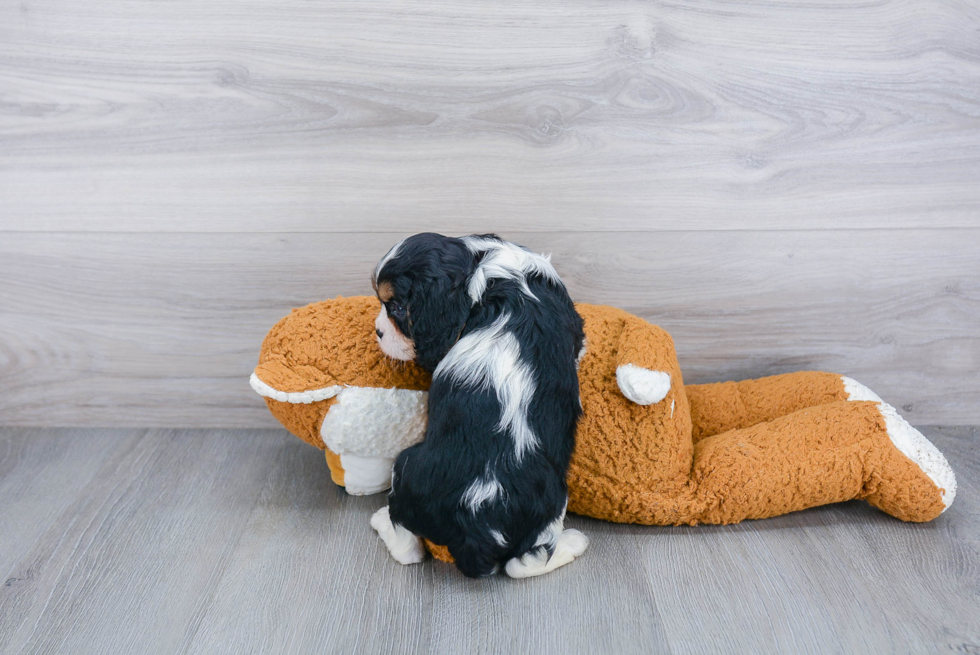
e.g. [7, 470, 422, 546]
[688, 400, 955, 524]
[686, 371, 862, 442]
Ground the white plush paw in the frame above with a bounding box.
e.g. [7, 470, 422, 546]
[370, 506, 425, 565]
[841, 376, 884, 402]
[341, 454, 395, 495]
[844, 376, 957, 512]
[616, 365, 671, 405]
[877, 403, 957, 512]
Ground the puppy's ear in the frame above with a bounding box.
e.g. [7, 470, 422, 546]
[410, 243, 475, 372]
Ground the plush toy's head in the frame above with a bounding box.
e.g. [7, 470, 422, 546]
[250, 296, 436, 493]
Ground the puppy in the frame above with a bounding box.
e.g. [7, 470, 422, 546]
[369, 233, 589, 578]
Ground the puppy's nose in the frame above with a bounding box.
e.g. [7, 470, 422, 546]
[376, 328, 384, 339]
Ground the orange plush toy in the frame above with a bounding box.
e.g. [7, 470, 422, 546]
[251, 296, 956, 542]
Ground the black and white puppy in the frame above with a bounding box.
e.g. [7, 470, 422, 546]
[369, 233, 589, 578]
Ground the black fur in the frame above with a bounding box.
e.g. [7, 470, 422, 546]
[374, 233, 585, 577]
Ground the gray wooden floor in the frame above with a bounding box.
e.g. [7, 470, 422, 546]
[1, 427, 977, 654]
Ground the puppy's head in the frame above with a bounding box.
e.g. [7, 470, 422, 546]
[372, 233, 477, 371]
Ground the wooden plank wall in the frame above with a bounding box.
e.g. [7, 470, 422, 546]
[1, 0, 978, 426]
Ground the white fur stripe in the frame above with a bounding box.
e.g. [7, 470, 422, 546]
[434, 313, 538, 460]
[461, 474, 505, 513]
[374, 239, 404, 281]
[249, 373, 341, 404]
[490, 529, 507, 547]
[462, 235, 563, 304]
[375, 304, 416, 361]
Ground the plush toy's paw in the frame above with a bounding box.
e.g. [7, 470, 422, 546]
[842, 376, 957, 513]
[504, 529, 589, 579]
[876, 403, 957, 513]
[370, 506, 425, 565]
[616, 364, 671, 405]
[340, 454, 396, 495]
[841, 376, 884, 402]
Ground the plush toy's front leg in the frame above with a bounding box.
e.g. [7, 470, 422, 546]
[318, 386, 428, 496]
[687, 400, 955, 524]
[323, 448, 396, 496]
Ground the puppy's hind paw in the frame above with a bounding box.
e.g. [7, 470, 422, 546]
[370, 506, 425, 565]
[504, 529, 589, 579]
[556, 528, 589, 559]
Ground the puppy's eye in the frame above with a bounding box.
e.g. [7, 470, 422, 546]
[388, 301, 405, 318]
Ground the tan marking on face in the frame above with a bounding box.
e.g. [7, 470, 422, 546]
[377, 281, 394, 302]
[376, 305, 415, 361]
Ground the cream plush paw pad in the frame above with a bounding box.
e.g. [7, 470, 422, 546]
[877, 403, 957, 511]
[616, 365, 671, 405]
[843, 376, 957, 511]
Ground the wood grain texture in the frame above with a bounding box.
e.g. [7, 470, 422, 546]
[1, 0, 979, 426]
[1, 0, 979, 232]
[0, 428, 283, 654]
[0, 429, 143, 575]
[1, 229, 977, 426]
[184, 434, 434, 654]
[0, 427, 977, 654]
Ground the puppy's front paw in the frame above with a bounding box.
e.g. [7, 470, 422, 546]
[371, 506, 425, 565]
[616, 365, 671, 405]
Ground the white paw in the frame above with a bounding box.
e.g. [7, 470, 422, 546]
[341, 454, 395, 495]
[616, 365, 671, 405]
[841, 376, 883, 402]
[557, 528, 590, 558]
[370, 506, 425, 565]
[844, 377, 957, 512]
[876, 403, 957, 512]
[504, 529, 589, 579]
